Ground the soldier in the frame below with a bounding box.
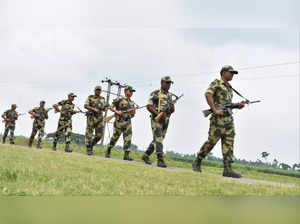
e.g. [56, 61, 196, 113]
[193, 65, 244, 178]
[105, 85, 136, 161]
[84, 86, 107, 156]
[28, 101, 51, 149]
[141, 76, 175, 168]
[52, 93, 79, 152]
[2, 104, 19, 144]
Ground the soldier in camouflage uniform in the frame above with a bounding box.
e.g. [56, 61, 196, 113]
[28, 101, 50, 149]
[105, 86, 136, 161]
[52, 93, 79, 152]
[193, 65, 244, 178]
[141, 76, 175, 168]
[2, 104, 19, 144]
[84, 86, 108, 156]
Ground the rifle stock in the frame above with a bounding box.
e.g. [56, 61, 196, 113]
[202, 109, 213, 117]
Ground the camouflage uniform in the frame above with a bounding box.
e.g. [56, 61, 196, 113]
[2, 109, 18, 144]
[85, 94, 106, 154]
[106, 96, 135, 153]
[144, 89, 173, 158]
[29, 107, 48, 148]
[196, 78, 235, 164]
[53, 99, 75, 148]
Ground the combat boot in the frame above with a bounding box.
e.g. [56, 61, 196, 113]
[192, 157, 202, 172]
[65, 143, 73, 153]
[86, 145, 93, 156]
[157, 154, 167, 168]
[2, 138, 5, 144]
[223, 162, 242, 178]
[105, 147, 111, 158]
[36, 141, 42, 149]
[28, 138, 33, 148]
[91, 138, 100, 148]
[123, 151, 133, 161]
[10, 141, 15, 145]
[52, 141, 57, 151]
[142, 153, 152, 165]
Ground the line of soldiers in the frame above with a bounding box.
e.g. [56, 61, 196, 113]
[1, 65, 247, 178]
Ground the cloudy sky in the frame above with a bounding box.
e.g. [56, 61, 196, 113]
[0, 0, 299, 165]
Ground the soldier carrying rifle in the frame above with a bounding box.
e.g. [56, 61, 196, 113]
[28, 100, 52, 149]
[193, 65, 260, 178]
[84, 86, 109, 156]
[2, 104, 23, 144]
[142, 76, 182, 168]
[105, 85, 137, 160]
[52, 93, 80, 152]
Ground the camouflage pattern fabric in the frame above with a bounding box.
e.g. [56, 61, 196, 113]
[53, 100, 75, 144]
[145, 117, 169, 156]
[2, 109, 18, 143]
[85, 95, 106, 147]
[107, 97, 135, 151]
[107, 120, 133, 151]
[29, 107, 48, 143]
[148, 89, 174, 118]
[145, 89, 173, 156]
[197, 79, 235, 163]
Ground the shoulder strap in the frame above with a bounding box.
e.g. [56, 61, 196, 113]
[229, 85, 249, 102]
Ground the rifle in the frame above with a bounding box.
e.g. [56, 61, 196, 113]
[155, 94, 184, 122]
[202, 100, 261, 117]
[77, 107, 89, 116]
[106, 104, 147, 122]
[77, 102, 110, 117]
[30, 108, 53, 119]
[2, 112, 26, 123]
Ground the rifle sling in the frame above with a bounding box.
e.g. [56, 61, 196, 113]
[229, 85, 249, 102]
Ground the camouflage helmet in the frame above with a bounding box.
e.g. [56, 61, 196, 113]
[161, 76, 173, 83]
[124, 85, 136, 92]
[220, 65, 238, 75]
[11, 104, 17, 108]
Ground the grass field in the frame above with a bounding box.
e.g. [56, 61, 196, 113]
[0, 139, 300, 196]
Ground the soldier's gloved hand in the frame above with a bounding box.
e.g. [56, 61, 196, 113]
[93, 108, 99, 113]
[61, 111, 66, 115]
[35, 114, 40, 118]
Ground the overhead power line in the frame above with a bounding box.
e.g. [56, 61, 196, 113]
[175, 61, 300, 77]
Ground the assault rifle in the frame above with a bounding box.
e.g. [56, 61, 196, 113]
[77, 107, 89, 115]
[2, 112, 26, 123]
[105, 104, 147, 122]
[155, 94, 184, 122]
[30, 108, 53, 119]
[77, 102, 110, 116]
[202, 100, 261, 117]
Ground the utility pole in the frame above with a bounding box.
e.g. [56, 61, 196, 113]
[100, 78, 126, 146]
[100, 78, 112, 146]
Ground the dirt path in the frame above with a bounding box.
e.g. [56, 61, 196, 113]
[4, 144, 296, 188]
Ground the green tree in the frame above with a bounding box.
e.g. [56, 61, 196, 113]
[261, 151, 270, 162]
